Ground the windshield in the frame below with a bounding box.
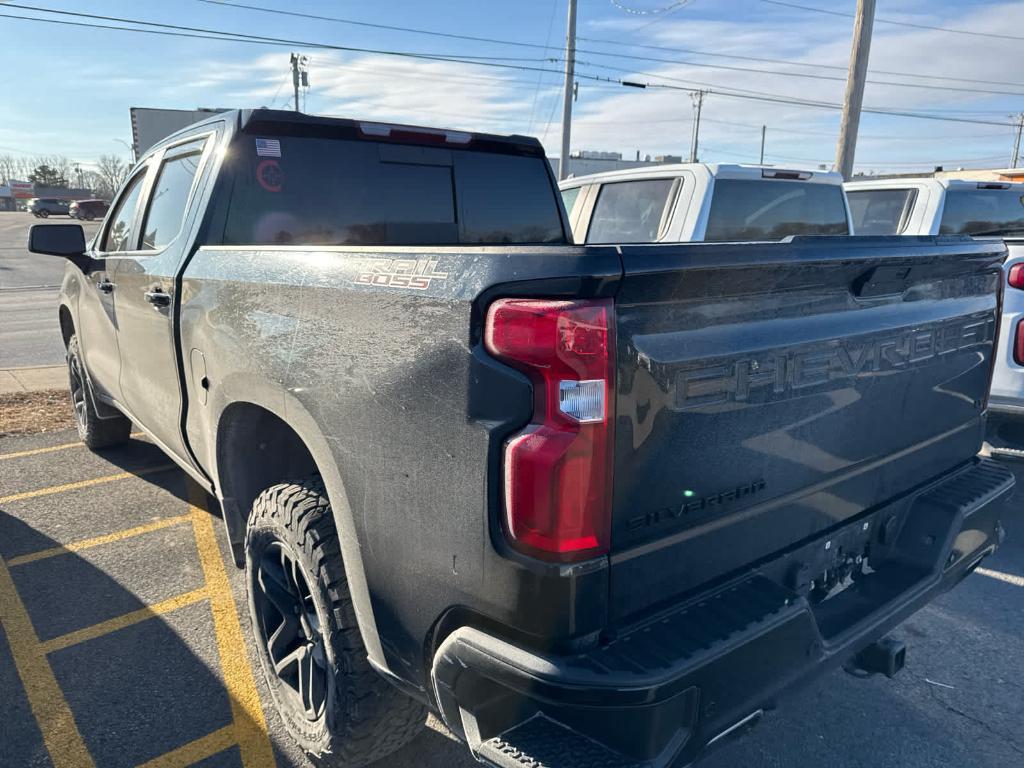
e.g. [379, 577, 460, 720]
[938, 188, 1024, 237]
[704, 179, 849, 241]
[220, 135, 566, 246]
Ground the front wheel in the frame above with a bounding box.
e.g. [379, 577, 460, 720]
[67, 334, 132, 449]
[37, 209, 49, 218]
[245, 476, 426, 767]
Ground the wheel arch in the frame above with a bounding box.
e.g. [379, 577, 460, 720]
[58, 303, 75, 348]
[213, 396, 389, 673]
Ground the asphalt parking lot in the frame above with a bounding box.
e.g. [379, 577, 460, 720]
[0, 212, 97, 368]
[1, 425, 1023, 768]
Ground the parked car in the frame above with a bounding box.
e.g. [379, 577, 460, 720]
[29, 109, 1014, 768]
[846, 177, 1024, 455]
[559, 163, 852, 243]
[27, 197, 70, 217]
[69, 198, 110, 221]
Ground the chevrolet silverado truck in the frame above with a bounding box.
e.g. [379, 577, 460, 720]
[29, 109, 1014, 768]
[847, 177, 1024, 456]
[558, 163, 851, 244]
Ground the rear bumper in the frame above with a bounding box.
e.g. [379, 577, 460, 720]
[431, 458, 1014, 768]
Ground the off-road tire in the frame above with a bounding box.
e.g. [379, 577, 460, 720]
[67, 334, 132, 449]
[245, 476, 426, 766]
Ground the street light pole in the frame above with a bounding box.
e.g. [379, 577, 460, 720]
[558, 0, 578, 181]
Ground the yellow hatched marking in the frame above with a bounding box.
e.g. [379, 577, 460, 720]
[42, 588, 209, 655]
[0, 433, 145, 461]
[0, 556, 95, 767]
[0, 464, 175, 505]
[135, 724, 237, 768]
[8, 514, 191, 567]
[188, 489, 275, 768]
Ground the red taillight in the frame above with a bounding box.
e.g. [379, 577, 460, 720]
[1015, 319, 1024, 365]
[484, 298, 615, 562]
[1008, 264, 1024, 290]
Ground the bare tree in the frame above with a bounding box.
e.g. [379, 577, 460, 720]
[95, 154, 129, 199]
[0, 154, 17, 185]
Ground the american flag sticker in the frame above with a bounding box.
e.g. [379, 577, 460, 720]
[255, 137, 281, 157]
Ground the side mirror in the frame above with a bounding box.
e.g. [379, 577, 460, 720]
[28, 224, 87, 258]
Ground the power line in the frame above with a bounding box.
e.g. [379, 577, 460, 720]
[761, 0, 1024, 43]
[573, 51, 1024, 98]
[194, 0, 1024, 91]
[575, 36, 1024, 89]
[0, 6, 1017, 130]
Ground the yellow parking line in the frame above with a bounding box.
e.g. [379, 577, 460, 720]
[41, 587, 210, 655]
[0, 557, 95, 768]
[135, 724, 236, 768]
[7, 514, 192, 567]
[0, 464, 175, 505]
[0, 433, 145, 461]
[189, 490, 275, 768]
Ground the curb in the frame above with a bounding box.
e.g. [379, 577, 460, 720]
[0, 365, 66, 395]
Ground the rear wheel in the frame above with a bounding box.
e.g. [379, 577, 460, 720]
[67, 334, 132, 449]
[245, 476, 426, 766]
[37, 209, 49, 218]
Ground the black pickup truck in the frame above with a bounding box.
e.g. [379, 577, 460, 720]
[30, 109, 1014, 768]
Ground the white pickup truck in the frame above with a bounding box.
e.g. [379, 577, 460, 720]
[559, 163, 852, 244]
[846, 177, 1024, 452]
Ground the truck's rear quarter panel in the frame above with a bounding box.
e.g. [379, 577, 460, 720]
[179, 244, 621, 682]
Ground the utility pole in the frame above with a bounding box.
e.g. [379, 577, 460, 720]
[73, 163, 83, 188]
[1012, 113, 1023, 168]
[760, 125, 766, 165]
[290, 53, 309, 112]
[688, 90, 706, 163]
[558, 0, 578, 180]
[835, 0, 876, 180]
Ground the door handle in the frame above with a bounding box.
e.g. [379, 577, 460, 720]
[96, 280, 114, 294]
[144, 289, 171, 307]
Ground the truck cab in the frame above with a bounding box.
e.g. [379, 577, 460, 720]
[559, 162, 852, 244]
[846, 177, 1024, 445]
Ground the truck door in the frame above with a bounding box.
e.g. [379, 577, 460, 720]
[110, 133, 215, 466]
[77, 166, 151, 404]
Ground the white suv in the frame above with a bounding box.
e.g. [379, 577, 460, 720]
[847, 177, 1024, 453]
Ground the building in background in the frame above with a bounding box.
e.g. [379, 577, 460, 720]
[130, 107, 231, 158]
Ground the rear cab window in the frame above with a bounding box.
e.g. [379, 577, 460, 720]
[219, 134, 566, 246]
[939, 188, 1024, 237]
[847, 188, 917, 235]
[704, 179, 849, 242]
[585, 179, 676, 244]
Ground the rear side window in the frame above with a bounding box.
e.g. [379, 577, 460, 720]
[585, 179, 675, 244]
[560, 186, 580, 217]
[704, 179, 849, 242]
[939, 190, 1024, 237]
[848, 188, 917, 235]
[141, 140, 206, 250]
[221, 136, 565, 246]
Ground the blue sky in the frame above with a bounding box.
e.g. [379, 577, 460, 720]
[2, 0, 1023, 174]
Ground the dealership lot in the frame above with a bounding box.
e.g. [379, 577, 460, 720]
[2, 210, 1024, 767]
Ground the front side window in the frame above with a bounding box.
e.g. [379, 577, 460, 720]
[704, 179, 849, 242]
[585, 179, 675, 244]
[847, 188, 917, 235]
[141, 140, 206, 250]
[939, 189, 1024, 237]
[101, 172, 147, 252]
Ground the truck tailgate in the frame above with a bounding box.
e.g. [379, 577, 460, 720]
[610, 235, 1006, 622]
